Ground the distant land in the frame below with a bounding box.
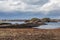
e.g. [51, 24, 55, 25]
[0, 18, 60, 22]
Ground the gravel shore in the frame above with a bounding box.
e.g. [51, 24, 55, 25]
[0, 28, 60, 40]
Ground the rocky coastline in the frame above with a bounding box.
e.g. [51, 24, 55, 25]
[0, 18, 59, 28]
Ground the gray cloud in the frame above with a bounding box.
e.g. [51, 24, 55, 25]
[0, 0, 60, 15]
[21, 0, 49, 5]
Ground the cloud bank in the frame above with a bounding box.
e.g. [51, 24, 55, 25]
[0, 0, 60, 14]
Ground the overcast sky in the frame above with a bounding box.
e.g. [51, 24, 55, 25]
[0, 0, 60, 19]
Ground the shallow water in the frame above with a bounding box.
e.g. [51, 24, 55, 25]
[34, 22, 60, 29]
[7, 22, 25, 24]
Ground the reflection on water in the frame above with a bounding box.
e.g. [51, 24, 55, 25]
[34, 22, 60, 29]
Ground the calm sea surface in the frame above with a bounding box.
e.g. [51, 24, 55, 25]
[7, 22, 25, 24]
[34, 22, 60, 29]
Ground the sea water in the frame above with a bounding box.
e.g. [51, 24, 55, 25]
[7, 22, 25, 24]
[34, 22, 60, 29]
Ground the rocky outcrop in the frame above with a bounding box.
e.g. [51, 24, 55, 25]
[0, 22, 46, 28]
[0, 23, 12, 25]
[0, 18, 46, 28]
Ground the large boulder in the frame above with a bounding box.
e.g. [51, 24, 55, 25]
[25, 18, 41, 23]
[42, 18, 51, 22]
